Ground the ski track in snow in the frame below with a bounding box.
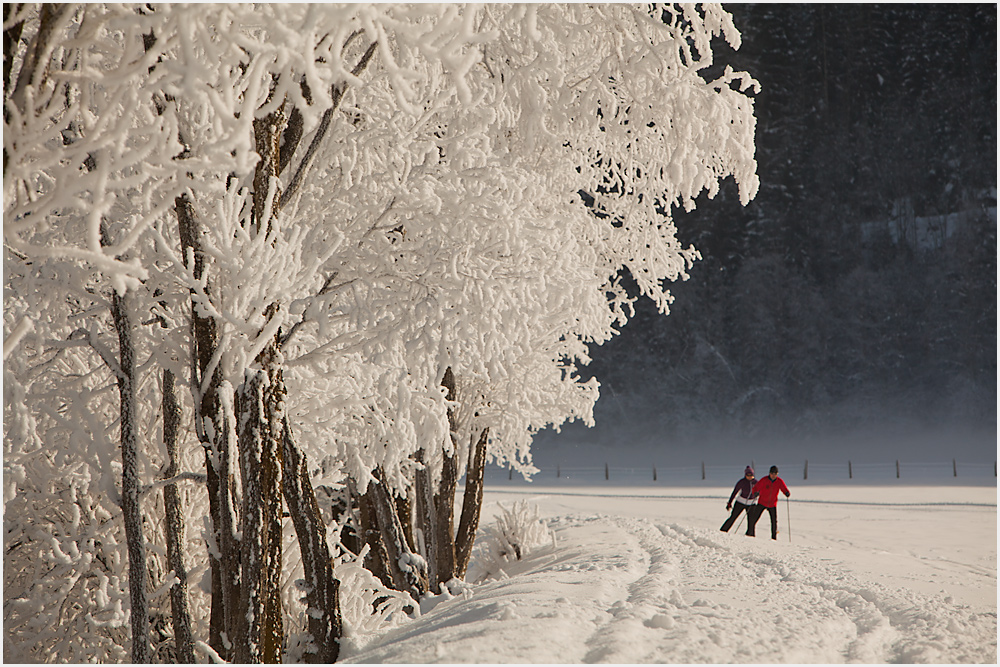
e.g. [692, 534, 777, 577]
[344, 511, 996, 664]
[584, 516, 993, 664]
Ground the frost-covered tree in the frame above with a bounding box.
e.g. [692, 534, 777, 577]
[279, 2, 758, 595]
[4, 3, 757, 662]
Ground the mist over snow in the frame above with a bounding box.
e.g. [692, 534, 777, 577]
[528, 419, 998, 475]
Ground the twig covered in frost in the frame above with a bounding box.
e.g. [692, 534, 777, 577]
[3, 316, 33, 360]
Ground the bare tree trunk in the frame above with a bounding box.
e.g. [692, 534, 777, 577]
[234, 338, 285, 664]
[111, 290, 150, 663]
[454, 427, 489, 579]
[6, 3, 68, 119]
[281, 419, 342, 664]
[434, 450, 458, 586]
[413, 449, 438, 588]
[212, 385, 242, 654]
[229, 105, 290, 664]
[259, 345, 285, 663]
[161, 368, 195, 663]
[234, 371, 264, 663]
[252, 108, 285, 236]
[433, 367, 459, 585]
[171, 37, 377, 659]
[353, 480, 392, 590]
[176, 193, 240, 658]
[369, 469, 428, 598]
[3, 4, 26, 106]
[395, 490, 416, 554]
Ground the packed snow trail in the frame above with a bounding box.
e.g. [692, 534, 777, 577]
[343, 511, 995, 663]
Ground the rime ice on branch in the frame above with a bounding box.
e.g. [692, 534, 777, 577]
[4, 4, 757, 662]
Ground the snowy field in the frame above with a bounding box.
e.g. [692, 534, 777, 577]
[343, 475, 996, 664]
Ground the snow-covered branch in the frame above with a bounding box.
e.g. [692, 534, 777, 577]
[68, 327, 123, 379]
[3, 316, 33, 361]
[139, 472, 209, 497]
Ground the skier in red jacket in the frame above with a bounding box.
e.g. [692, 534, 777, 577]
[747, 465, 790, 539]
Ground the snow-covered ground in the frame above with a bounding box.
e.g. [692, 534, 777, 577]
[343, 477, 996, 663]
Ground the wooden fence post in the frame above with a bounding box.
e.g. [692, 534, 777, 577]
[701, 462, 706, 480]
[653, 465, 657, 481]
[804, 460, 808, 480]
[953, 459, 957, 477]
[896, 460, 900, 479]
[848, 460, 852, 479]
[604, 462, 609, 480]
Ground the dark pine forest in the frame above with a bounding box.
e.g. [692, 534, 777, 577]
[546, 5, 997, 453]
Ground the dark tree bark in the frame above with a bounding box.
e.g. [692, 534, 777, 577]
[369, 469, 428, 598]
[111, 289, 151, 663]
[454, 426, 489, 579]
[433, 367, 459, 585]
[354, 480, 391, 590]
[228, 103, 289, 664]
[279, 41, 377, 210]
[211, 386, 242, 654]
[259, 344, 286, 663]
[278, 106, 305, 176]
[252, 106, 286, 236]
[238, 98, 288, 660]
[281, 419, 342, 663]
[234, 371, 264, 664]
[234, 348, 284, 664]
[433, 450, 458, 585]
[176, 194, 240, 658]
[161, 368, 195, 663]
[413, 449, 438, 588]
[172, 34, 380, 660]
[6, 3, 68, 117]
[395, 490, 416, 554]
[3, 4, 25, 103]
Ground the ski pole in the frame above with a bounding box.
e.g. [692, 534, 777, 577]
[734, 509, 746, 534]
[785, 496, 792, 543]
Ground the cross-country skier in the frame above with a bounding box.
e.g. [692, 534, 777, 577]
[747, 465, 790, 540]
[720, 466, 758, 534]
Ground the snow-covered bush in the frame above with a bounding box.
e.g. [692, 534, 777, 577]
[467, 501, 555, 583]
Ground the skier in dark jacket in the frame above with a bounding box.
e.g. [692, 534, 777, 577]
[747, 465, 790, 539]
[720, 466, 758, 534]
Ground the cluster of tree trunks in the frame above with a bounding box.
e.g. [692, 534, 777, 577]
[354, 367, 490, 599]
[172, 93, 347, 663]
[162, 52, 387, 661]
[282, 420, 343, 664]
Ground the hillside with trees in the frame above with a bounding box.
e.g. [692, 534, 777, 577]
[547, 4, 997, 449]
